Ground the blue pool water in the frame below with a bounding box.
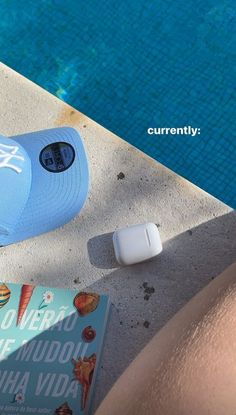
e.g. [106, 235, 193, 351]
[0, 0, 236, 208]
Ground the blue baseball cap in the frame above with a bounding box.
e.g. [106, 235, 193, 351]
[0, 127, 89, 246]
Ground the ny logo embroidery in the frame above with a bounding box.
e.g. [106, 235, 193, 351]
[0, 143, 24, 173]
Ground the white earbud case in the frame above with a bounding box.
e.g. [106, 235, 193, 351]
[113, 222, 162, 266]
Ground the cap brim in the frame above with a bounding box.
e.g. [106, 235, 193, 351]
[0, 127, 89, 245]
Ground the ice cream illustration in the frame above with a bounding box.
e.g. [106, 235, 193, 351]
[54, 402, 73, 415]
[72, 353, 97, 410]
[0, 283, 11, 309]
[73, 292, 100, 316]
[17, 284, 35, 325]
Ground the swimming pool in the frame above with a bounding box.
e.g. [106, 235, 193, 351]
[1, 0, 235, 208]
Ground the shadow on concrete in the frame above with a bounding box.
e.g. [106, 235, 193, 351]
[87, 232, 118, 269]
[18, 211, 236, 412]
[85, 211, 236, 410]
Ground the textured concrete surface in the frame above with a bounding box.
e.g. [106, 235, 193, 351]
[0, 63, 236, 412]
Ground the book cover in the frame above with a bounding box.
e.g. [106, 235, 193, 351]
[0, 282, 110, 415]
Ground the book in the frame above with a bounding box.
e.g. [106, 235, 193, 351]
[0, 282, 110, 415]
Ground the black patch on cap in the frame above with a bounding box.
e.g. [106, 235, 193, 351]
[39, 142, 75, 173]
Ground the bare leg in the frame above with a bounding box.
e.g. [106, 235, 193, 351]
[96, 263, 236, 415]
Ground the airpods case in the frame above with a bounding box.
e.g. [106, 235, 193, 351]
[113, 222, 162, 266]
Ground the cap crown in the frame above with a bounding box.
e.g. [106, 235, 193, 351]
[0, 135, 31, 235]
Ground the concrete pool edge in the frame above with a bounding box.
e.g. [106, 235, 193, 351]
[0, 61, 232, 209]
[0, 62, 235, 411]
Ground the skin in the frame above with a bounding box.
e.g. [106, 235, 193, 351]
[96, 263, 236, 415]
